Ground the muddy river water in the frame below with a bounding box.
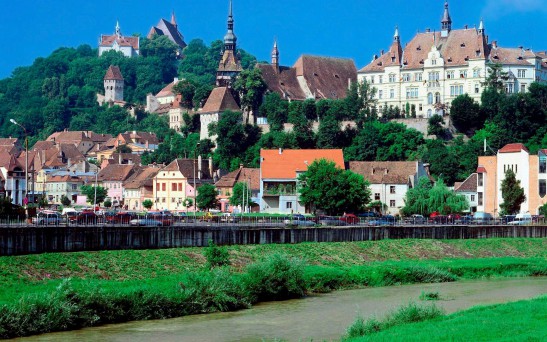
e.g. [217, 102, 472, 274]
[17, 277, 547, 342]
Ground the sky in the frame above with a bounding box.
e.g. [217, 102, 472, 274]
[1, 0, 546, 78]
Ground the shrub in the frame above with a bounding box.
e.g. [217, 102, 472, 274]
[204, 240, 230, 269]
[420, 291, 441, 301]
[244, 254, 307, 302]
[345, 316, 381, 339]
[180, 269, 251, 313]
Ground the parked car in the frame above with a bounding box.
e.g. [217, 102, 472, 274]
[146, 212, 173, 226]
[35, 211, 63, 225]
[75, 211, 98, 225]
[501, 215, 516, 224]
[107, 212, 138, 225]
[129, 218, 163, 227]
[368, 215, 396, 226]
[220, 213, 240, 223]
[284, 214, 315, 226]
[316, 215, 346, 226]
[340, 214, 359, 225]
[405, 214, 426, 224]
[473, 211, 494, 224]
[508, 213, 532, 225]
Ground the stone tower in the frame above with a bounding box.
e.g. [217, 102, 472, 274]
[216, 0, 242, 87]
[441, 1, 452, 37]
[104, 65, 124, 102]
[271, 39, 279, 73]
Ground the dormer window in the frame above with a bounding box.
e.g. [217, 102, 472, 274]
[460, 43, 466, 48]
[391, 57, 396, 63]
[334, 74, 340, 79]
[476, 50, 481, 57]
[417, 45, 422, 51]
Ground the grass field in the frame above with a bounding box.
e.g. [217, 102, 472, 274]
[346, 296, 547, 341]
[0, 238, 545, 338]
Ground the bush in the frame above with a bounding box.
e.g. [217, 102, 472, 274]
[244, 254, 307, 302]
[180, 269, 251, 313]
[204, 240, 230, 269]
[420, 291, 441, 301]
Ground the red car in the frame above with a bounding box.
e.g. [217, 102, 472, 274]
[340, 214, 359, 225]
[76, 212, 98, 225]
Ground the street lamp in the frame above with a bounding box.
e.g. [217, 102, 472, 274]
[193, 142, 200, 219]
[10, 119, 28, 211]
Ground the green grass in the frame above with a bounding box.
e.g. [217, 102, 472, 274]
[346, 296, 547, 341]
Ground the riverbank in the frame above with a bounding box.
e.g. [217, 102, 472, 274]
[345, 296, 547, 341]
[0, 239, 546, 338]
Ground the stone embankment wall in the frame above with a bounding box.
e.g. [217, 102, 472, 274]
[1, 225, 546, 256]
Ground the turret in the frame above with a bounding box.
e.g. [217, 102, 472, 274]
[441, 1, 452, 37]
[224, 0, 237, 52]
[272, 39, 279, 73]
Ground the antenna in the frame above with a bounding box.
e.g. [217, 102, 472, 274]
[484, 139, 496, 154]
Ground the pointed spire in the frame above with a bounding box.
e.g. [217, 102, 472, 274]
[272, 38, 279, 72]
[441, 1, 452, 32]
[394, 26, 400, 41]
[115, 20, 121, 38]
[171, 10, 177, 27]
[223, 0, 237, 51]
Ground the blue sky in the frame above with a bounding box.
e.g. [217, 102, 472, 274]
[1, 0, 546, 78]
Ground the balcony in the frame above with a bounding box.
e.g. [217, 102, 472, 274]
[263, 183, 297, 197]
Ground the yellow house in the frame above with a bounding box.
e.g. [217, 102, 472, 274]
[153, 158, 215, 212]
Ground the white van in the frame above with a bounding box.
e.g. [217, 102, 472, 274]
[508, 213, 532, 225]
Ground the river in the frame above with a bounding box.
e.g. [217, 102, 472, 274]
[16, 277, 547, 342]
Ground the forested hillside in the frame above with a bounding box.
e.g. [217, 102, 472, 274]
[0, 36, 256, 145]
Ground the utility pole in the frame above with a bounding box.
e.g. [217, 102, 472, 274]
[10, 119, 28, 220]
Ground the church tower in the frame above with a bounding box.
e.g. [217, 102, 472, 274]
[104, 65, 124, 102]
[271, 39, 279, 73]
[441, 1, 452, 37]
[216, 0, 242, 87]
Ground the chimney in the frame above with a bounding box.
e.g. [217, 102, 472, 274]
[464, 24, 468, 29]
[198, 155, 202, 179]
[145, 140, 149, 150]
[278, 148, 283, 155]
[174, 77, 179, 84]
[118, 153, 122, 165]
[209, 157, 214, 178]
[384, 168, 389, 175]
[381, 49, 384, 55]
[67, 158, 71, 168]
[492, 41, 498, 49]
[426, 28, 431, 33]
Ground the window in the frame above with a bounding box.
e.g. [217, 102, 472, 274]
[475, 83, 480, 94]
[389, 74, 396, 83]
[473, 68, 481, 77]
[478, 192, 483, 206]
[390, 89, 395, 98]
[521, 84, 526, 93]
[435, 92, 441, 104]
[419, 104, 423, 111]
[406, 87, 418, 99]
[506, 83, 514, 94]
[390, 186, 396, 194]
[172, 183, 177, 191]
[518, 69, 526, 78]
[428, 72, 440, 81]
[378, 90, 383, 99]
[416, 73, 422, 81]
[450, 85, 464, 96]
[478, 173, 484, 187]
[286, 202, 293, 209]
[379, 75, 383, 84]
[540, 155, 546, 173]
[459, 70, 467, 78]
[403, 73, 411, 82]
[447, 71, 454, 79]
[432, 59, 437, 65]
[178, 183, 183, 192]
[471, 195, 476, 202]
[370, 76, 375, 84]
[375, 193, 380, 201]
[162, 183, 166, 191]
[389, 200, 396, 208]
[540, 180, 546, 197]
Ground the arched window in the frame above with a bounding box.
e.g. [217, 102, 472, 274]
[427, 93, 433, 104]
[427, 109, 432, 117]
[435, 92, 441, 104]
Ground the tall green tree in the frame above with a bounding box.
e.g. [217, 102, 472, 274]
[450, 94, 481, 133]
[298, 159, 371, 215]
[230, 182, 253, 207]
[500, 169, 526, 215]
[402, 177, 433, 216]
[232, 68, 267, 115]
[80, 185, 107, 205]
[196, 184, 219, 211]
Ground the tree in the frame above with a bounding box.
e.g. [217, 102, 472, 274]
[60, 195, 71, 207]
[500, 169, 526, 215]
[196, 184, 219, 211]
[483, 63, 509, 92]
[103, 199, 112, 208]
[230, 182, 253, 208]
[115, 145, 132, 154]
[259, 93, 287, 132]
[402, 177, 433, 216]
[232, 68, 267, 115]
[173, 80, 197, 109]
[142, 199, 153, 210]
[316, 115, 340, 148]
[427, 114, 446, 138]
[298, 159, 371, 215]
[450, 94, 481, 133]
[428, 179, 468, 215]
[80, 185, 107, 205]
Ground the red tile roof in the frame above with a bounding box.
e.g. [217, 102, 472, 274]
[156, 79, 179, 98]
[201, 87, 240, 113]
[348, 161, 418, 185]
[104, 65, 124, 81]
[215, 167, 260, 191]
[476, 166, 487, 173]
[261, 149, 345, 179]
[499, 143, 529, 154]
[100, 34, 139, 50]
[454, 173, 477, 192]
[489, 47, 536, 66]
[98, 164, 136, 182]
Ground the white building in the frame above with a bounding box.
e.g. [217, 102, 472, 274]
[349, 161, 430, 215]
[358, 2, 547, 118]
[454, 173, 478, 213]
[99, 21, 140, 57]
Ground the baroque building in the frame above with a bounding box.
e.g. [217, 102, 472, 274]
[358, 1, 547, 118]
[98, 21, 140, 57]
